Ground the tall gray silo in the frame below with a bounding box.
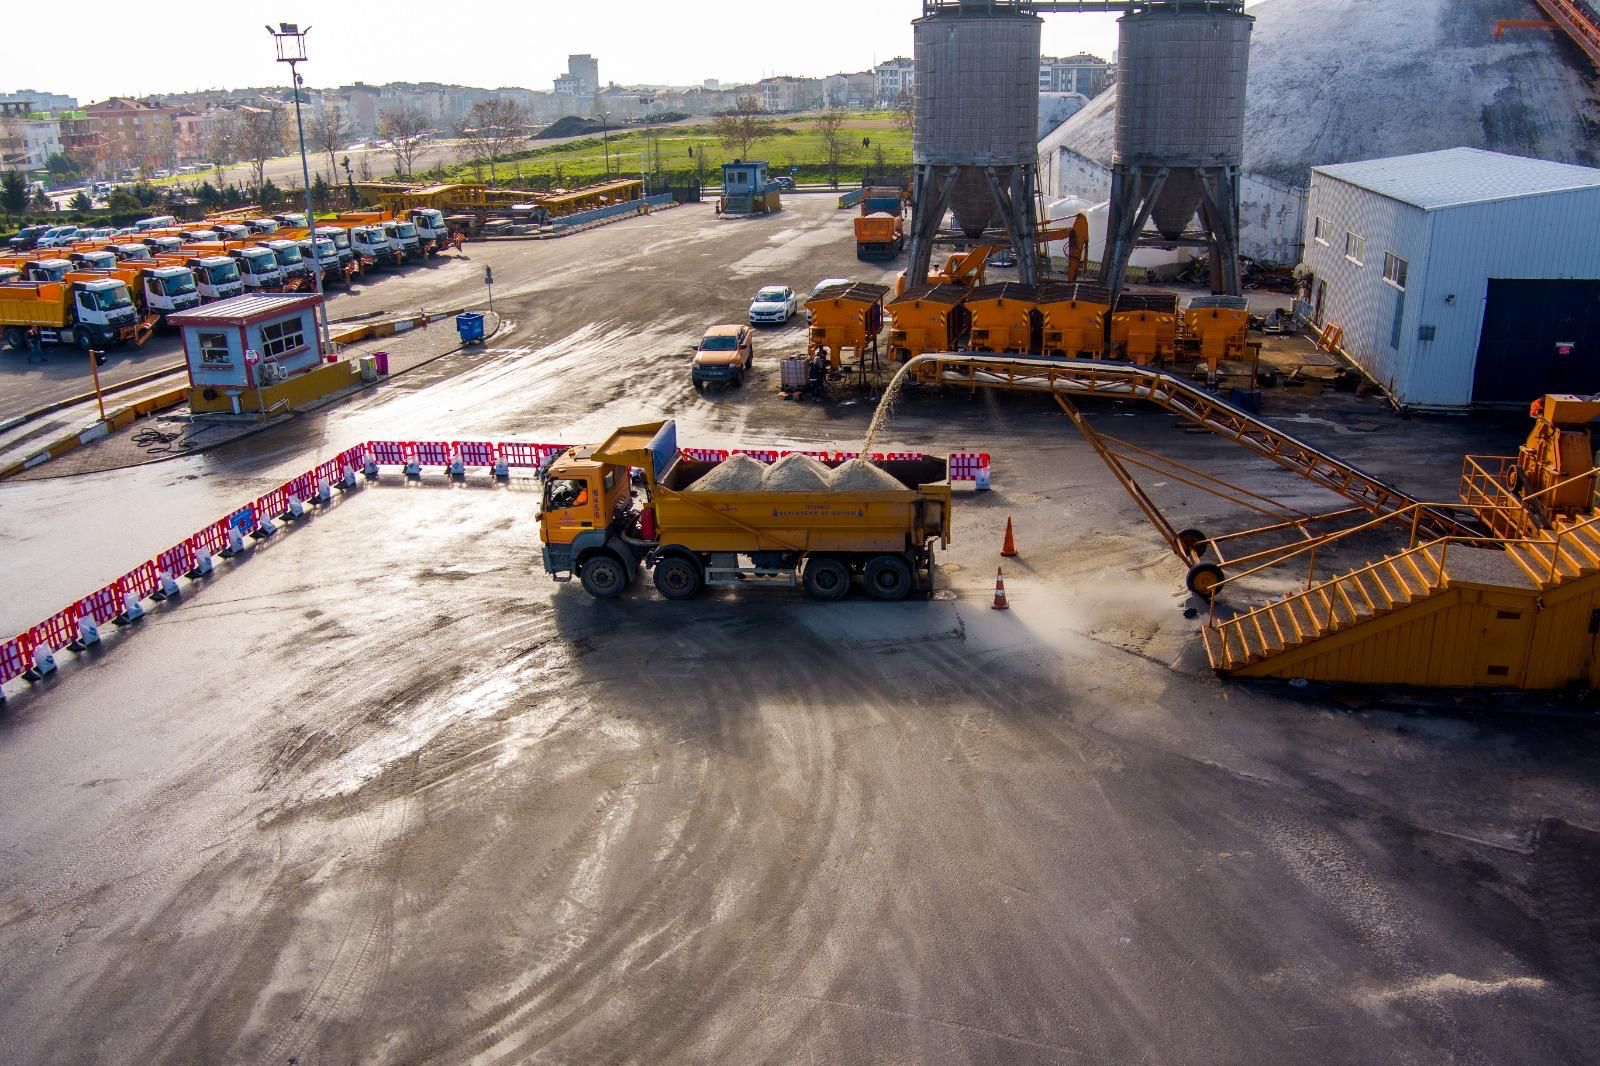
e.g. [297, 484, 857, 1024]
[908, 0, 1043, 286]
[1102, 1, 1253, 300]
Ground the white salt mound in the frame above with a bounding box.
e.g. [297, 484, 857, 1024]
[829, 460, 904, 491]
[762, 453, 832, 491]
[687, 453, 766, 491]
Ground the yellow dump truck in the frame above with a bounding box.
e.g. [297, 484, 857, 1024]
[539, 421, 953, 601]
[854, 212, 905, 260]
[0, 275, 141, 350]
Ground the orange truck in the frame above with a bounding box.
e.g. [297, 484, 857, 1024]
[0, 274, 141, 350]
[854, 212, 905, 260]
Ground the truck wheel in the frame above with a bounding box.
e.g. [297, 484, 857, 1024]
[863, 555, 913, 601]
[4, 326, 25, 350]
[803, 556, 851, 602]
[579, 555, 627, 599]
[692, 379, 705, 392]
[653, 556, 702, 600]
[75, 326, 92, 350]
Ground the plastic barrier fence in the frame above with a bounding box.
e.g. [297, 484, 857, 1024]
[549, 194, 675, 231]
[1, 437, 993, 697]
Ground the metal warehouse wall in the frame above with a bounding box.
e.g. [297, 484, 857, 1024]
[1303, 178, 1600, 409]
[1409, 187, 1600, 408]
[1302, 175, 1428, 401]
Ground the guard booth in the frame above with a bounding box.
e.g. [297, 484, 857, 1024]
[721, 160, 781, 215]
[171, 293, 352, 416]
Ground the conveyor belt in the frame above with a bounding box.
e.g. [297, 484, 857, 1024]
[901, 354, 1477, 539]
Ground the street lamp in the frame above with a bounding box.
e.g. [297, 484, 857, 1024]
[267, 22, 332, 355]
[601, 111, 611, 177]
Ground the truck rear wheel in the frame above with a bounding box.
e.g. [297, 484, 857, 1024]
[803, 556, 851, 602]
[653, 556, 702, 600]
[863, 555, 913, 601]
[579, 555, 627, 599]
[4, 326, 25, 350]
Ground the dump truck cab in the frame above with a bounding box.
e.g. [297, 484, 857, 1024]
[109, 243, 155, 263]
[264, 239, 311, 281]
[70, 250, 120, 272]
[143, 235, 185, 256]
[245, 218, 279, 235]
[297, 236, 344, 285]
[23, 258, 73, 282]
[381, 219, 422, 261]
[137, 264, 202, 322]
[214, 223, 252, 241]
[170, 255, 243, 302]
[229, 245, 285, 291]
[315, 226, 356, 273]
[410, 208, 448, 253]
[349, 225, 401, 268]
[68, 277, 139, 346]
[0, 267, 19, 284]
[540, 449, 638, 557]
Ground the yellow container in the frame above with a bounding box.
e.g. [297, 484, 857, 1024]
[964, 282, 1038, 354]
[1036, 281, 1110, 359]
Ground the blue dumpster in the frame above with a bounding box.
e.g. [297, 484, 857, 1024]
[456, 312, 485, 345]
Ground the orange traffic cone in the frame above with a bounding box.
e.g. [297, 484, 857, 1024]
[1001, 516, 1018, 557]
[991, 566, 1009, 610]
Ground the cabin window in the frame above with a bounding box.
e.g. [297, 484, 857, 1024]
[259, 316, 305, 358]
[198, 331, 230, 364]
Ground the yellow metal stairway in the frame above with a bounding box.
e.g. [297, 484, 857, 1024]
[1202, 511, 1600, 688]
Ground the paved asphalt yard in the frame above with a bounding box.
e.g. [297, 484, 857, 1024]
[1, 195, 1598, 1065]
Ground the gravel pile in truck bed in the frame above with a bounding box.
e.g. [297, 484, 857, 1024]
[762, 453, 832, 491]
[685, 453, 767, 491]
[828, 460, 905, 490]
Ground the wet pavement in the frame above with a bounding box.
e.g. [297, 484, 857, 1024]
[1, 194, 1597, 1065]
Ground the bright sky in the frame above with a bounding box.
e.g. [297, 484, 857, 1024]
[3, 1, 1124, 103]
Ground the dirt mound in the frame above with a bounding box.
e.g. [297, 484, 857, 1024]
[762, 453, 832, 491]
[829, 460, 904, 491]
[687, 453, 766, 492]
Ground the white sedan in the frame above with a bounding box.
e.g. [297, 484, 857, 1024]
[748, 285, 798, 326]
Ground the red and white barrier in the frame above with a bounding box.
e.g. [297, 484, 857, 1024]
[1, 434, 993, 700]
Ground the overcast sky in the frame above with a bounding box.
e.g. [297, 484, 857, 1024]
[4, 1, 1124, 103]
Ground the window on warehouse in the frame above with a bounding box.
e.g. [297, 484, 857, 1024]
[259, 315, 305, 358]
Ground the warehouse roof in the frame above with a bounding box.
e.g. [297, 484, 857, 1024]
[1312, 148, 1600, 210]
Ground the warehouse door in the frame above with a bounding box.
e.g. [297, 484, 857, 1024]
[1473, 279, 1600, 403]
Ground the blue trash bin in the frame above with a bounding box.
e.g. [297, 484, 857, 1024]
[456, 312, 485, 345]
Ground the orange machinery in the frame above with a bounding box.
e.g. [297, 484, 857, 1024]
[890, 285, 969, 369]
[1036, 281, 1110, 360]
[806, 281, 889, 371]
[1516, 394, 1600, 522]
[964, 283, 1037, 354]
[1180, 295, 1251, 371]
[1110, 292, 1179, 365]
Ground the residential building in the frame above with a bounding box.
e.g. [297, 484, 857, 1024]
[568, 55, 600, 97]
[758, 77, 821, 113]
[85, 97, 181, 175]
[339, 83, 382, 137]
[875, 58, 915, 104]
[1302, 148, 1600, 409]
[0, 89, 77, 112]
[22, 118, 62, 169]
[1038, 54, 1110, 98]
[822, 72, 876, 109]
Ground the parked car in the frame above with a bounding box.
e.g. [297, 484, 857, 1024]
[8, 224, 52, 251]
[774, 176, 796, 191]
[806, 277, 851, 322]
[36, 226, 80, 248]
[692, 324, 754, 390]
[748, 285, 798, 325]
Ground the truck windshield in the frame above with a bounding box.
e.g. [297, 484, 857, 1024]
[243, 250, 276, 271]
[396, 224, 417, 239]
[273, 245, 304, 264]
[91, 287, 133, 311]
[313, 240, 336, 258]
[700, 336, 739, 351]
[163, 273, 197, 296]
[205, 262, 240, 284]
[117, 247, 153, 261]
[326, 231, 350, 249]
[545, 479, 590, 510]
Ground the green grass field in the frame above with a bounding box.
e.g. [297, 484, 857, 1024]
[439, 113, 913, 189]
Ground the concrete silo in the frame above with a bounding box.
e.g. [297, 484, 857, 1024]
[908, 0, 1044, 285]
[1102, 1, 1253, 297]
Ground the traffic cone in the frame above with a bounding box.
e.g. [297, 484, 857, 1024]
[991, 567, 1009, 610]
[1001, 516, 1018, 557]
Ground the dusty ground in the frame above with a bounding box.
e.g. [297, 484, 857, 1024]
[1, 194, 1597, 1066]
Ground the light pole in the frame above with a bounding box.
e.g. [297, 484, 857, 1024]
[267, 22, 332, 356]
[601, 111, 611, 178]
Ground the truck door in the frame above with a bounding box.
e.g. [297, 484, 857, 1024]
[541, 475, 600, 544]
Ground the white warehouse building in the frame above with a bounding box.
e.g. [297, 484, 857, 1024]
[1302, 148, 1600, 410]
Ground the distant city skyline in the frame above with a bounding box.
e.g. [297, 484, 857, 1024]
[0, 1, 1124, 103]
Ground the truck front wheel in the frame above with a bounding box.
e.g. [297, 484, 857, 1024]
[579, 555, 627, 599]
[803, 556, 851, 602]
[653, 556, 702, 600]
[863, 555, 912, 601]
[75, 326, 93, 350]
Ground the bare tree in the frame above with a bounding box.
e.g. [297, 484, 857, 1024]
[309, 107, 351, 186]
[814, 110, 851, 189]
[455, 98, 528, 186]
[232, 106, 288, 193]
[204, 109, 238, 169]
[892, 90, 915, 133]
[711, 95, 772, 160]
[378, 106, 430, 179]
